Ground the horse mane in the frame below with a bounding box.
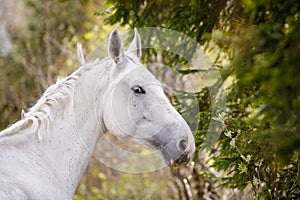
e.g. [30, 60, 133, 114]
[0, 41, 135, 141]
[0, 56, 103, 140]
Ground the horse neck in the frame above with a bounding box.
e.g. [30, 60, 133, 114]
[0, 59, 111, 198]
[29, 60, 109, 197]
[45, 60, 110, 195]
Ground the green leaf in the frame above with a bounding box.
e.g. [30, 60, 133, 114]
[238, 162, 248, 174]
[94, 6, 116, 16]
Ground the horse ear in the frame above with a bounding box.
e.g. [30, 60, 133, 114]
[128, 28, 142, 60]
[108, 27, 124, 64]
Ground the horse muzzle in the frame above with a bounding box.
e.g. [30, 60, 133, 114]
[170, 142, 195, 167]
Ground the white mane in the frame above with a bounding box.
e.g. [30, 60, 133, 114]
[0, 56, 103, 140]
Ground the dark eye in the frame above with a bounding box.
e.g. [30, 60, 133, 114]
[131, 85, 146, 94]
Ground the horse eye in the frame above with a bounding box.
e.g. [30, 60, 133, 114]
[132, 85, 146, 94]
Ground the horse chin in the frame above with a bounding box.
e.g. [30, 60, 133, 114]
[130, 138, 192, 168]
[158, 149, 191, 168]
[160, 154, 184, 168]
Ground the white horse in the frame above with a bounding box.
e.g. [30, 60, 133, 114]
[0, 28, 195, 199]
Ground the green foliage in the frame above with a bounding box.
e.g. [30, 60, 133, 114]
[0, 0, 90, 129]
[232, 0, 300, 162]
[102, 0, 227, 44]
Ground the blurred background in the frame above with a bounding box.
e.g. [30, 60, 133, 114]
[0, 0, 299, 199]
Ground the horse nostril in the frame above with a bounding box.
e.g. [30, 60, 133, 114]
[177, 139, 188, 152]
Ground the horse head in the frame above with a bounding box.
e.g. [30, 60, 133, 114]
[102, 28, 195, 167]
